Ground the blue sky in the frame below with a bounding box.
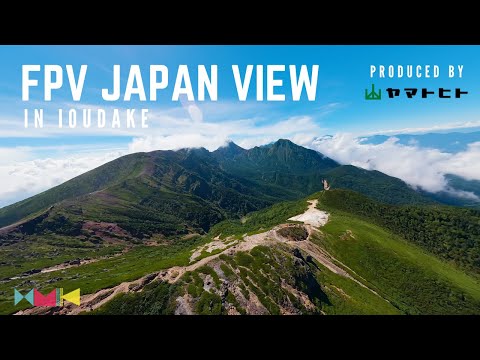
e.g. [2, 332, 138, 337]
[1, 45, 480, 207]
[2, 45, 480, 142]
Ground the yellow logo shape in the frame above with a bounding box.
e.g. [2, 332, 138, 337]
[61, 288, 81, 306]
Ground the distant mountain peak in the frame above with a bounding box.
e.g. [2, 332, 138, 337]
[224, 140, 245, 150]
[212, 140, 246, 158]
[273, 138, 296, 147]
[0, 137, 438, 231]
[257, 139, 297, 149]
[178, 146, 210, 155]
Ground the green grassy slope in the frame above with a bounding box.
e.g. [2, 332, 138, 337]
[95, 191, 480, 315]
[0, 235, 206, 314]
[312, 212, 480, 314]
[96, 245, 400, 315]
[214, 140, 433, 205]
[319, 189, 480, 273]
[1, 140, 436, 235]
[324, 165, 433, 205]
[0, 153, 150, 228]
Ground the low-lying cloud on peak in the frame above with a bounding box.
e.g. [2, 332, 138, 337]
[310, 133, 480, 199]
[2, 128, 480, 210]
[0, 150, 125, 209]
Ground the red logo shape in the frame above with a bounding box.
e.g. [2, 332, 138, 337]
[34, 289, 57, 306]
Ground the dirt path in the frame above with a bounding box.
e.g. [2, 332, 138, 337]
[15, 199, 387, 315]
[6, 249, 129, 282]
[288, 200, 329, 227]
[41, 259, 97, 274]
[15, 228, 279, 315]
[7, 259, 100, 282]
[15, 250, 229, 315]
[189, 236, 237, 262]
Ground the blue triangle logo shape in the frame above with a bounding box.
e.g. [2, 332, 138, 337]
[25, 289, 34, 305]
[14, 288, 34, 305]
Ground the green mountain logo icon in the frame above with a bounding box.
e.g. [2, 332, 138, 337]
[365, 84, 381, 100]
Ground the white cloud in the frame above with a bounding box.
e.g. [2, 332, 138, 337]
[0, 100, 269, 138]
[444, 188, 479, 201]
[365, 120, 480, 136]
[316, 102, 345, 117]
[0, 96, 339, 142]
[235, 132, 316, 149]
[0, 149, 125, 208]
[0, 147, 32, 165]
[128, 114, 323, 152]
[129, 134, 228, 152]
[310, 134, 480, 198]
[442, 142, 480, 180]
[3, 128, 480, 210]
[0, 98, 330, 209]
[186, 104, 203, 123]
[14, 97, 480, 207]
[0, 113, 323, 209]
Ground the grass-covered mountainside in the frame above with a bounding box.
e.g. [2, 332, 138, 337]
[2, 187, 480, 315]
[0, 139, 432, 235]
[93, 190, 480, 315]
[2, 139, 479, 315]
[214, 139, 432, 205]
[0, 153, 150, 228]
[319, 189, 480, 273]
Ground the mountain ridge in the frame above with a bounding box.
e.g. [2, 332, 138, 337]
[0, 139, 433, 231]
[11, 189, 480, 316]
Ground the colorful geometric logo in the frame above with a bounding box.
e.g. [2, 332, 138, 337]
[14, 288, 80, 306]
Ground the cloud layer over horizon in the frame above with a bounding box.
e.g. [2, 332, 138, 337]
[2, 131, 480, 209]
[309, 134, 480, 199]
[2, 99, 480, 209]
